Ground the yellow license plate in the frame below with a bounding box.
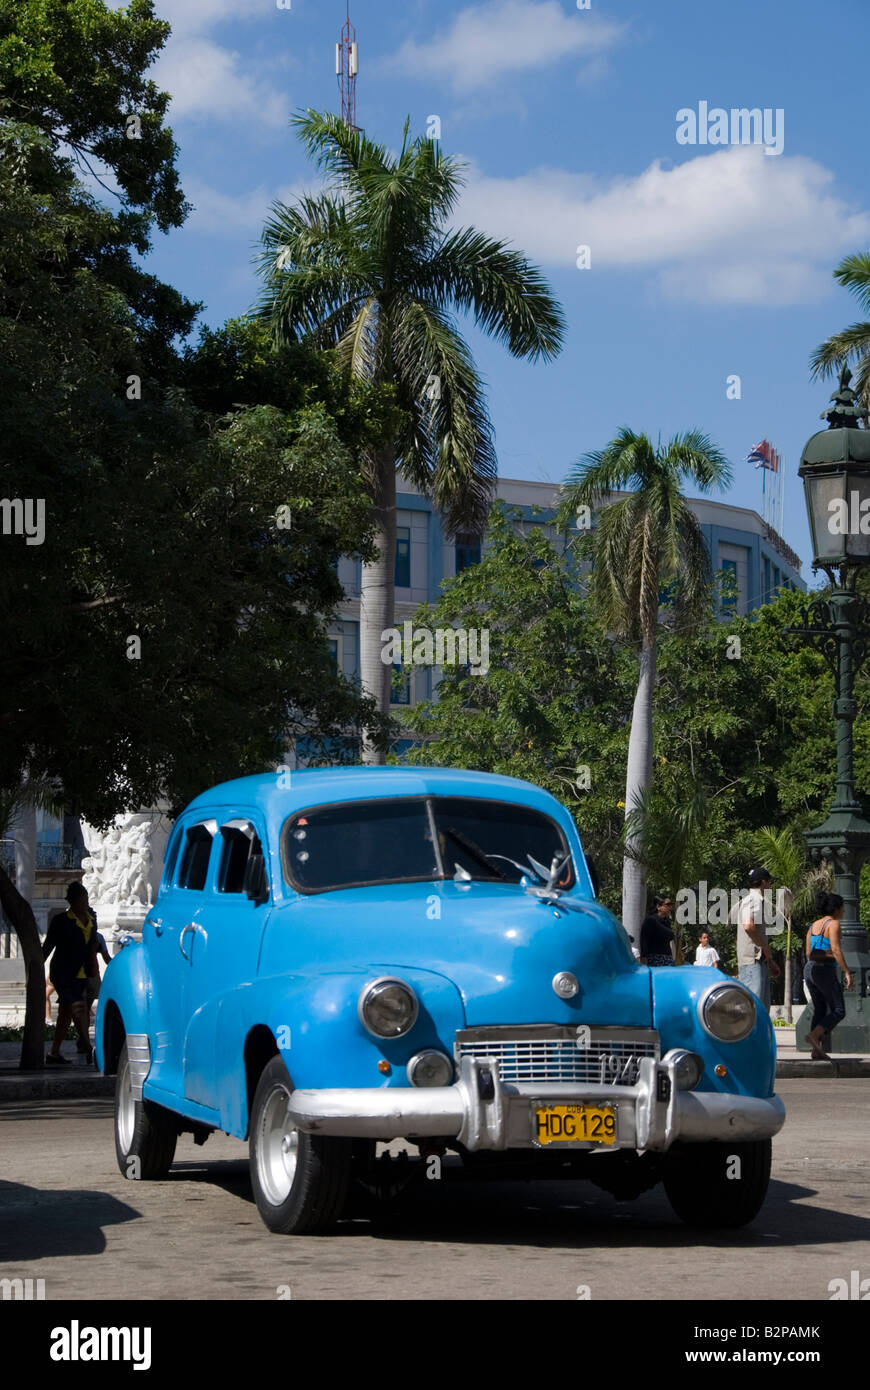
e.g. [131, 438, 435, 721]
[534, 1104, 616, 1147]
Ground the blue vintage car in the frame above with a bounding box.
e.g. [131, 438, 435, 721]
[96, 766, 785, 1234]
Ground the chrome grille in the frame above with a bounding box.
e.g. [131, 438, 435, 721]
[456, 1025, 659, 1086]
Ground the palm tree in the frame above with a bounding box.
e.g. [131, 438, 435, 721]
[557, 429, 732, 939]
[811, 252, 870, 407]
[256, 112, 565, 761]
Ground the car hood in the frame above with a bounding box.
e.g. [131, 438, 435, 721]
[272, 880, 652, 1028]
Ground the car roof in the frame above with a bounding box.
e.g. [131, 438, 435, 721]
[184, 766, 566, 821]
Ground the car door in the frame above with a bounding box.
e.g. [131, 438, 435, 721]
[143, 816, 217, 1099]
[182, 812, 272, 1110]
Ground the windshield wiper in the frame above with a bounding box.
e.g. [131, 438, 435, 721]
[442, 827, 510, 880]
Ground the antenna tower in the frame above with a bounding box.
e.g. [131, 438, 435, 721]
[336, 3, 359, 129]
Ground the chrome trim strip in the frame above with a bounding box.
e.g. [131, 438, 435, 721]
[125, 1034, 151, 1101]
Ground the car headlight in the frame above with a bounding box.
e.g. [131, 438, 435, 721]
[407, 1050, 453, 1087]
[358, 977, 419, 1038]
[699, 984, 757, 1042]
[664, 1048, 705, 1091]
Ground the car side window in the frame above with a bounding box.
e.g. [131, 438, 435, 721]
[177, 822, 216, 891]
[162, 823, 183, 887]
[218, 820, 262, 893]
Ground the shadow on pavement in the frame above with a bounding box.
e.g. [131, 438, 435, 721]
[155, 1161, 870, 1254]
[0, 1179, 142, 1260]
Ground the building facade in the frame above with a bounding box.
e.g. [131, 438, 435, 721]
[331, 477, 805, 713]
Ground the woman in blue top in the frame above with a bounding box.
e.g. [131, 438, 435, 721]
[804, 891, 853, 1060]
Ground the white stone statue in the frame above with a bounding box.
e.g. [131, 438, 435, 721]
[81, 809, 171, 943]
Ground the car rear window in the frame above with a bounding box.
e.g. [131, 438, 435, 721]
[281, 796, 573, 894]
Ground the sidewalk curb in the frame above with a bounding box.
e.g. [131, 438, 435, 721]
[776, 1057, 870, 1078]
[0, 1070, 114, 1102]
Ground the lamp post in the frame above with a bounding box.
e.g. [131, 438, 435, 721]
[793, 366, 870, 1052]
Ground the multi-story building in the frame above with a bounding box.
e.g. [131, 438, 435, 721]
[331, 477, 805, 715]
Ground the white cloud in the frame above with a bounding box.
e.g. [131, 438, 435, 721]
[454, 145, 870, 305]
[378, 0, 625, 92]
[153, 37, 288, 127]
[184, 179, 310, 236]
[150, 0, 269, 39]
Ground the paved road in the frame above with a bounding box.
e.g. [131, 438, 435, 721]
[0, 1080, 866, 1301]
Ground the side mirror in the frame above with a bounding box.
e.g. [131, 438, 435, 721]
[244, 854, 269, 905]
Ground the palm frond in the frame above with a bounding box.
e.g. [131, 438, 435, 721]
[390, 297, 497, 535]
[414, 227, 565, 362]
[832, 252, 870, 314]
[809, 322, 870, 379]
[663, 429, 733, 493]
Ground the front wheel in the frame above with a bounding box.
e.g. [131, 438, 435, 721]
[114, 1041, 178, 1179]
[249, 1056, 352, 1234]
[663, 1139, 772, 1229]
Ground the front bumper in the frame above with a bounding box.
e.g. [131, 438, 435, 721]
[288, 1053, 785, 1153]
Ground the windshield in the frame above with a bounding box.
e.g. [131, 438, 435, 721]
[281, 795, 575, 895]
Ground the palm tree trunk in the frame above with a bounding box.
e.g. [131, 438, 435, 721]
[623, 638, 656, 943]
[359, 447, 397, 764]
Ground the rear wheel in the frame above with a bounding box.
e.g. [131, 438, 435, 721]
[249, 1056, 352, 1234]
[114, 1041, 178, 1179]
[663, 1139, 772, 1228]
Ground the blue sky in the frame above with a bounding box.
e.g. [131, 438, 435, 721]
[133, 0, 870, 583]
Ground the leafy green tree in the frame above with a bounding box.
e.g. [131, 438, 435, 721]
[556, 429, 732, 942]
[0, 0, 197, 369]
[256, 111, 565, 755]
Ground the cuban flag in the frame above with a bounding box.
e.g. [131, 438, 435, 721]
[747, 440, 779, 471]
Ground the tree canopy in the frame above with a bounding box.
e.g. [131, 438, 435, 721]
[0, 32, 390, 824]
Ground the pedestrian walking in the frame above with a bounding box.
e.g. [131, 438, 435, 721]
[733, 866, 781, 1009]
[42, 882, 97, 1065]
[804, 891, 852, 1060]
[639, 892, 676, 967]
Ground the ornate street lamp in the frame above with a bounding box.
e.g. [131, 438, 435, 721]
[793, 366, 870, 1052]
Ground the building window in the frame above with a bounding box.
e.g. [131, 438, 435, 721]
[721, 559, 738, 611]
[773, 566, 781, 592]
[391, 664, 411, 706]
[395, 528, 411, 588]
[327, 635, 342, 670]
[456, 535, 481, 573]
[763, 556, 771, 602]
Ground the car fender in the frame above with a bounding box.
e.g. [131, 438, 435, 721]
[95, 943, 153, 1074]
[214, 965, 466, 1138]
[651, 966, 777, 1098]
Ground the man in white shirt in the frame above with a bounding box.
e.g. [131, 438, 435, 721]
[693, 931, 723, 970]
[733, 866, 781, 1009]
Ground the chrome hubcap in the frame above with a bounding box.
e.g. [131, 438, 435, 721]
[257, 1086, 298, 1207]
[117, 1054, 135, 1153]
